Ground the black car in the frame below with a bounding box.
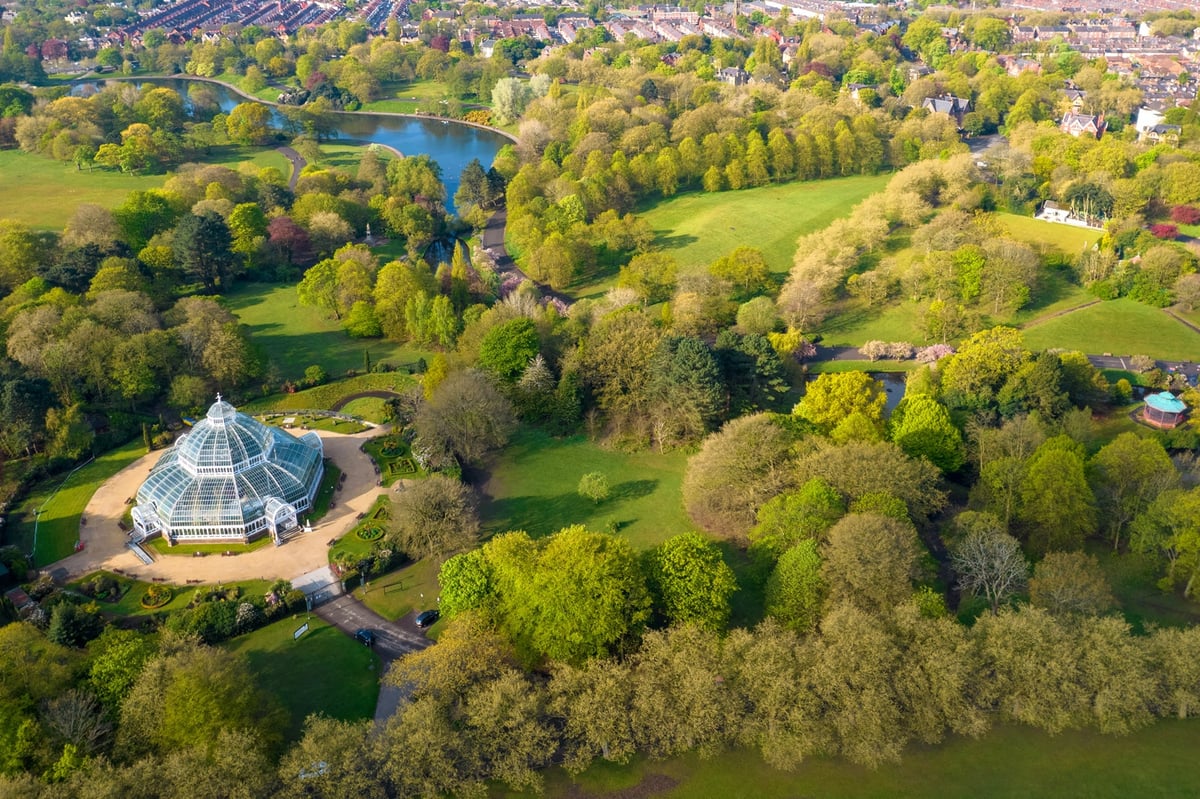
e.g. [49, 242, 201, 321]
[354, 628, 375, 647]
[415, 609, 440, 628]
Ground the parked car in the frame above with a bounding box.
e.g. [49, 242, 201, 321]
[415, 609, 440, 628]
[354, 628, 375, 647]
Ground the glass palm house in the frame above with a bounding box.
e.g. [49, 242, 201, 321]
[131, 397, 324, 545]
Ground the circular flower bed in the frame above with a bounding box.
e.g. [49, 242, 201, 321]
[357, 523, 384, 541]
[140, 584, 173, 609]
[379, 437, 405, 457]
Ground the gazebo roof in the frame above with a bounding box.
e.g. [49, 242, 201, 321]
[1145, 392, 1186, 414]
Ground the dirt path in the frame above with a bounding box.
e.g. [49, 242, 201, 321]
[1020, 299, 1101, 328]
[51, 427, 390, 585]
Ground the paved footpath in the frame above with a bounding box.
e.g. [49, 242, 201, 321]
[50, 426, 391, 585]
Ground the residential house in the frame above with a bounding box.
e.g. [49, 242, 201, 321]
[922, 94, 972, 128]
[1060, 112, 1105, 138]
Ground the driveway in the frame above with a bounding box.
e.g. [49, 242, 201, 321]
[313, 593, 431, 724]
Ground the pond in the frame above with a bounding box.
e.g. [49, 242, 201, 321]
[72, 78, 510, 211]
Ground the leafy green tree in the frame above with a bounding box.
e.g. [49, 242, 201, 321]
[708, 246, 771, 300]
[809, 604, 905, 767]
[940, 326, 1030, 410]
[1018, 437, 1096, 554]
[481, 527, 651, 663]
[822, 513, 922, 615]
[478, 317, 540, 382]
[117, 639, 286, 759]
[1089, 433, 1177, 551]
[278, 717, 382, 799]
[890, 394, 964, 473]
[794, 371, 886, 436]
[438, 549, 493, 619]
[765, 540, 823, 632]
[647, 532, 737, 630]
[749, 477, 846, 556]
[225, 102, 272, 145]
[1131, 487, 1200, 597]
[577, 472, 610, 504]
[618, 252, 678, 304]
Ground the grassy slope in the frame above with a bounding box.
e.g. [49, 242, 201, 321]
[641, 175, 891, 276]
[9, 439, 146, 565]
[1023, 298, 1200, 361]
[516, 721, 1200, 799]
[480, 428, 692, 549]
[222, 283, 431, 381]
[242, 372, 417, 413]
[223, 615, 380, 741]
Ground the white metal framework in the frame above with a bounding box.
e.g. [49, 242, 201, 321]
[132, 397, 324, 544]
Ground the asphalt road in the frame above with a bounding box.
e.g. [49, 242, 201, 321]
[313, 593, 431, 724]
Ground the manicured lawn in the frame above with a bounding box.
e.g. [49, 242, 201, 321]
[9, 440, 147, 566]
[1023, 299, 1200, 361]
[221, 283, 431, 380]
[353, 556, 442, 630]
[224, 615, 380, 741]
[640, 175, 891, 276]
[480, 428, 692, 549]
[69, 571, 277, 618]
[0, 149, 163, 229]
[146, 535, 273, 556]
[199, 143, 290, 174]
[505, 721, 1200, 799]
[328, 495, 390, 564]
[261, 414, 368, 434]
[817, 300, 927, 347]
[339, 396, 390, 423]
[996, 212, 1104, 254]
[243, 372, 417, 414]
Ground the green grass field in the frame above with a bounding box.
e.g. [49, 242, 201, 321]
[9, 440, 147, 566]
[221, 283, 431, 380]
[480, 428, 692, 549]
[509, 721, 1200, 799]
[641, 175, 891, 276]
[0, 149, 163, 229]
[146, 535, 273, 556]
[223, 615, 380, 741]
[0, 147, 292, 230]
[360, 79, 459, 114]
[353, 557, 442, 629]
[997, 212, 1104, 254]
[1023, 299, 1200, 361]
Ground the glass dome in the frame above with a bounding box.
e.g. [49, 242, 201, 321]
[132, 397, 324, 543]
